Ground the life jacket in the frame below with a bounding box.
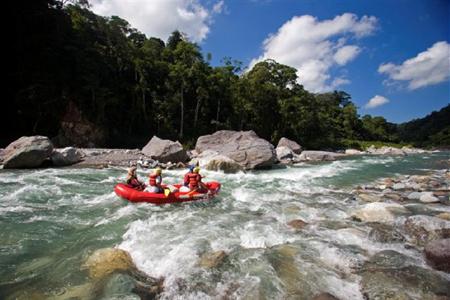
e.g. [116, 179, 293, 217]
[149, 174, 160, 186]
[187, 173, 199, 189]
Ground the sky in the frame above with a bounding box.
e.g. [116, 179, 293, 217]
[91, 0, 450, 123]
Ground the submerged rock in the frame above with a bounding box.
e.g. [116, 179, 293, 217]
[404, 215, 450, 246]
[3, 136, 53, 168]
[351, 202, 408, 223]
[277, 137, 302, 154]
[359, 250, 450, 299]
[51, 147, 84, 166]
[436, 212, 450, 221]
[195, 130, 276, 170]
[357, 193, 382, 203]
[267, 244, 313, 299]
[287, 219, 308, 230]
[83, 248, 163, 299]
[198, 250, 227, 269]
[368, 223, 405, 243]
[424, 238, 450, 272]
[142, 136, 188, 163]
[83, 248, 138, 280]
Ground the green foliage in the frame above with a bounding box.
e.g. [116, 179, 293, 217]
[4, 1, 449, 149]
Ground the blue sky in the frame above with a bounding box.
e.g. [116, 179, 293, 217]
[92, 0, 450, 123]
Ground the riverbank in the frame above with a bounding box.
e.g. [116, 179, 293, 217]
[0, 132, 438, 172]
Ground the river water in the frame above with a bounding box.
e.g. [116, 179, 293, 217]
[1, 153, 449, 299]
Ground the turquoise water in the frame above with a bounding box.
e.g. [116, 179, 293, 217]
[0, 153, 449, 299]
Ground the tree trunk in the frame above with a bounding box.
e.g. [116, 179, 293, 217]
[215, 98, 221, 130]
[142, 89, 146, 119]
[194, 97, 201, 129]
[179, 85, 184, 139]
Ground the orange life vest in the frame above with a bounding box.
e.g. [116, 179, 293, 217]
[187, 173, 199, 189]
[149, 174, 160, 186]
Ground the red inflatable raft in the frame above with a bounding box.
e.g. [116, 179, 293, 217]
[114, 182, 221, 204]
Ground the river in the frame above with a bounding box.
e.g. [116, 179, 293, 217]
[1, 153, 449, 299]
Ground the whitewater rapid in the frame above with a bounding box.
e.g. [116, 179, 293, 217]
[0, 153, 449, 299]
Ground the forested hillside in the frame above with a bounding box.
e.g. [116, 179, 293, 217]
[4, 0, 449, 149]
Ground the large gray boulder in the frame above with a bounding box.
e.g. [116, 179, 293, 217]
[142, 136, 188, 163]
[276, 146, 294, 163]
[277, 137, 302, 154]
[2, 136, 53, 168]
[190, 150, 243, 173]
[195, 130, 276, 170]
[51, 147, 84, 166]
[298, 150, 344, 161]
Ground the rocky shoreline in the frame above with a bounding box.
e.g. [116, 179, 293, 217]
[0, 131, 437, 171]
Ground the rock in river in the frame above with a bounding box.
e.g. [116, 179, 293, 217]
[404, 215, 450, 246]
[3, 136, 53, 168]
[142, 136, 188, 163]
[298, 151, 344, 161]
[351, 202, 408, 223]
[195, 130, 276, 170]
[51, 147, 84, 166]
[424, 238, 450, 272]
[190, 150, 243, 173]
[359, 250, 450, 299]
[276, 137, 302, 154]
[198, 250, 228, 269]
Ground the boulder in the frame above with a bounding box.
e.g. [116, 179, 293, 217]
[368, 223, 405, 243]
[51, 147, 84, 166]
[276, 146, 294, 162]
[83, 248, 137, 280]
[366, 146, 406, 156]
[351, 202, 408, 224]
[195, 130, 276, 170]
[142, 136, 188, 163]
[198, 250, 227, 269]
[276, 137, 302, 154]
[359, 250, 450, 300]
[404, 215, 450, 246]
[424, 238, 450, 272]
[190, 150, 243, 173]
[297, 151, 344, 162]
[419, 192, 440, 203]
[357, 193, 382, 203]
[3, 136, 53, 168]
[345, 149, 365, 155]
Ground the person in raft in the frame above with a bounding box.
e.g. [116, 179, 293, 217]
[126, 166, 145, 191]
[145, 168, 163, 193]
[179, 165, 195, 192]
[185, 166, 208, 193]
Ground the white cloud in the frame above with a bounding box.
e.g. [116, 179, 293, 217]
[378, 41, 450, 90]
[250, 13, 377, 92]
[334, 45, 361, 65]
[365, 95, 390, 109]
[91, 0, 223, 43]
[212, 0, 225, 14]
